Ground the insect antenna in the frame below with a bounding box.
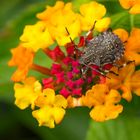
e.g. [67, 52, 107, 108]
[65, 27, 74, 44]
[86, 20, 97, 37]
[65, 27, 79, 51]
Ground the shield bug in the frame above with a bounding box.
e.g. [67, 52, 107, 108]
[66, 22, 127, 77]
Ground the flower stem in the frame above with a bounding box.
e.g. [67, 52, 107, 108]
[31, 64, 52, 76]
[43, 48, 51, 55]
[130, 14, 134, 29]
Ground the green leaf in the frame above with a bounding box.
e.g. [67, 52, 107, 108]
[86, 115, 140, 140]
[12, 107, 90, 140]
[110, 12, 140, 31]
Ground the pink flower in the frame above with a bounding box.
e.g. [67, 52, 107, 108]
[42, 77, 54, 89]
[44, 46, 65, 62]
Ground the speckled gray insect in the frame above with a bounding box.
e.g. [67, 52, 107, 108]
[79, 29, 125, 68]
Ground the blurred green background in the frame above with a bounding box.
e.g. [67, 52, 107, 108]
[1, 0, 140, 140]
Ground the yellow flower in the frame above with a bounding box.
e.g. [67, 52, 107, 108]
[119, 0, 140, 14]
[79, 1, 111, 32]
[37, 1, 81, 46]
[36, 1, 110, 46]
[32, 88, 67, 128]
[106, 63, 140, 101]
[20, 21, 54, 52]
[14, 77, 42, 110]
[83, 84, 123, 122]
[8, 45, 34, 82]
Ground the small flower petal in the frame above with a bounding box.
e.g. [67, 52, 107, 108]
[90, 104, 123, 122]
[54, 95, 67, 108]
[33, 88, 67, 128]
[125, 28, 140, 65]
[130, 70, 140, 96]
[106, 63, 136, 101]
[113, 28, 129, 42]
[35, 88, 55, 107]
[20, 22, 54, 52]
[8, 45, 34, 82]
[37, 1, 64, 20]
[119, 0, 140, 14]
[119, 0, 134, 9]
[80, 1, 110, 31]
[105, 89, 121, 105]
[95, 17, 111, 32]
[129, 4, 140, 14]
[14, 77, 42, 109]
[83, 84, 123, 121]
[32, 106, 65, 128]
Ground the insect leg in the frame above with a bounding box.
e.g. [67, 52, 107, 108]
[104, 69, 119, 76]
[117, 60, 135, 70]
[80, 66, 89, 75]
[82, 63, 111, 79]
[110, 60, 135, 75]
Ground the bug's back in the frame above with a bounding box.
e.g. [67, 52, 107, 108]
[79, 30, 124, 66]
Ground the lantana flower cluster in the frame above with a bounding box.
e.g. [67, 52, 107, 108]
[9, 1, 140, 128]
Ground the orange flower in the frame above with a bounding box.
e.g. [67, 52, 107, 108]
[119, 0, 140, 14]
[113, 28, 129, 42]
[8, 45, 34, 82]
[83, 84, 123, 122]
[114, 28, 140, 65]
[125, 28, 140, 65]
[130, 70, 140, 96]
[106, 63, 140, 101]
